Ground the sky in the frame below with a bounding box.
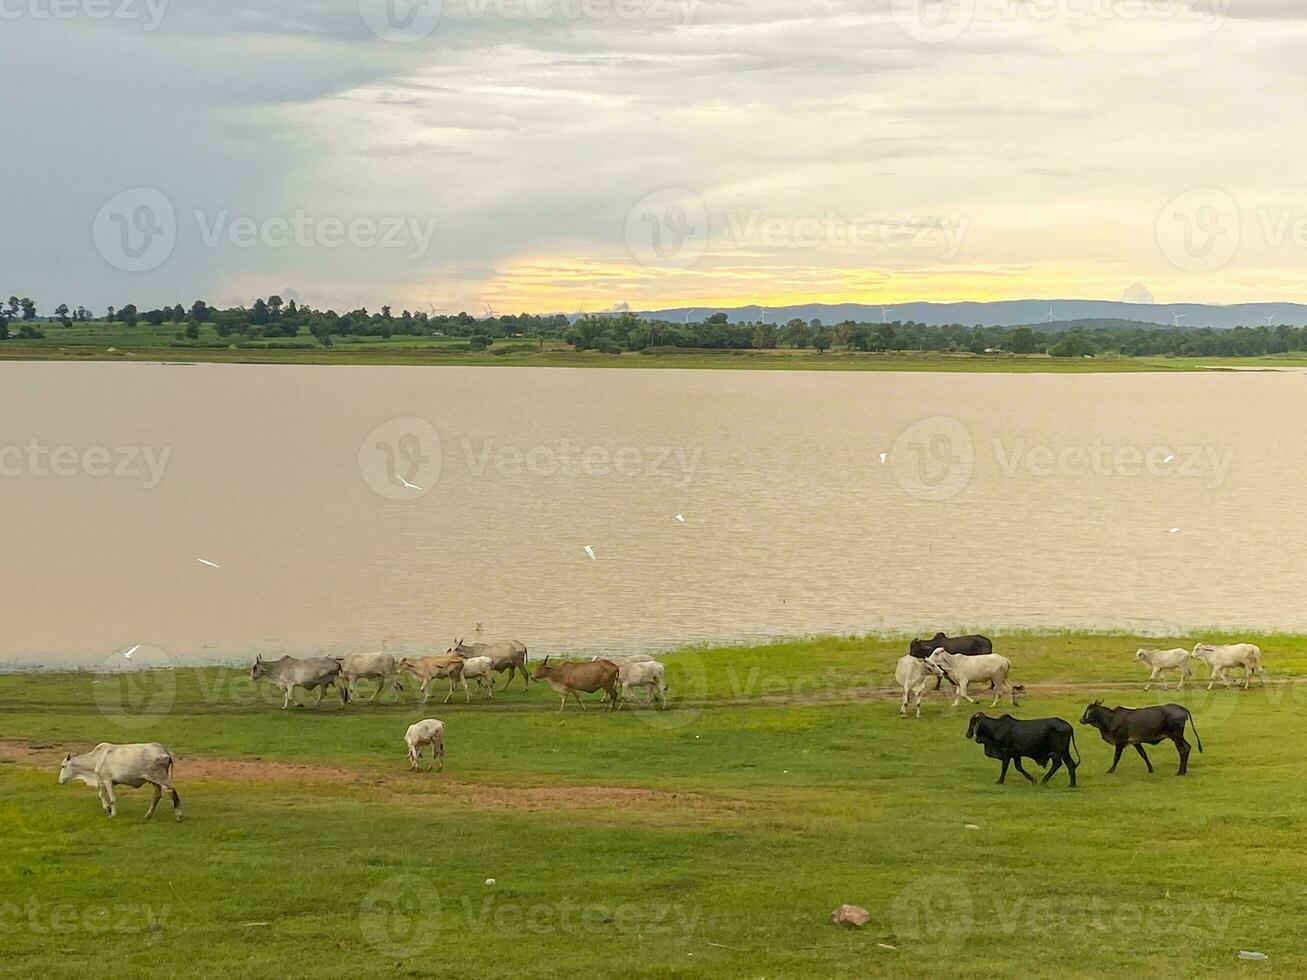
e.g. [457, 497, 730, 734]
[4, 0, 1307, 316]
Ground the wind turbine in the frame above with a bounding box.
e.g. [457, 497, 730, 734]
[1044, 305, 1057, 323]
[483, 304, 497, 321]
[881, 306, 895, 324]
[1263, 312, 1277, 326]
[683, 308, 696, 325]
[1172, 312, 1187, 327]
[757, 305, 769, 325]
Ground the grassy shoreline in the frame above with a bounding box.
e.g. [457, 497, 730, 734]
[4, 631, 1305, 978]
[6, 339, 1307, 372]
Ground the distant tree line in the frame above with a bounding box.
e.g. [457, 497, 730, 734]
[3, 294, 1307, 358]
[567, 314, 1307, 358]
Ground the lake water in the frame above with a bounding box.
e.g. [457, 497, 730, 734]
[2, 362, 1304, 668]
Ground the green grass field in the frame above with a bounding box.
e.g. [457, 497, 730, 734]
[5, 320, 1307, 372]
[2, 632, 1303, 978]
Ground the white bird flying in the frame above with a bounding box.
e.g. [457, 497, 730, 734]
[583, 546, 596, 560]
[122, 644, 140, 660]
[398, 476, 422, 491]
[196, 558, 220, 568]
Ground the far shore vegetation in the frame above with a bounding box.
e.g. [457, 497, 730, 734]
[4, 295, 1307, 371]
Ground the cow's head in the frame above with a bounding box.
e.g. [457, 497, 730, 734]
[931, 632, 948, 644]
[57, 753, 74, 784]
[966, 713, 988, 741]
[532, 656, 553, 680]
[1080, 700, 1110, 729]
[250, 655, 267, 680]
[447, 638, 470, 657]
[1134, 649, 1148, 662]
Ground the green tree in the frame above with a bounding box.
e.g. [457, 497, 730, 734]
[20, 298, 36, 320]
[54, 303, 72, 327]
[120, 304, 139, 327]
[185, 320, 200, 340]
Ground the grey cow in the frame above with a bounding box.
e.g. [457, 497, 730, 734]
[448, 638, 530, 690]
[251, 654, 350, 709]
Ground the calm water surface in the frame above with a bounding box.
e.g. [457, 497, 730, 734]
[2, 362, 1303, 667]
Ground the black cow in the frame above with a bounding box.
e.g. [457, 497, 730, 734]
[909, 632, 994, 660]
[966, 713, 1079, 787]
[912, 633, 995, 689]
[1079, 701, 1203, 776]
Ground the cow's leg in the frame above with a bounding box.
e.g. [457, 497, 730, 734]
[997, 758, 1010, 785]
[900, 687, 910, 718]
[1042, 757, 1063, 785]
[558, 694, 568, 713]
[311, 685, 324, 709]
[1133, 744, 1154, 773]
[368, 679, 383, 703]
[145, 782, 162, 820]
[443, 678, 455, 704]
[1064, 754, 1078, 788]
[1108, 744, 1125, 773]
[1174, 735, 1191, 775]
[575, 691, 588, 711]
[282, 685, 293, 710]
[408, 746, 420, 771]
[1012, 758, 1036, 784]
[103, 781, 118, 818]
[1146, 667, 1160, 691]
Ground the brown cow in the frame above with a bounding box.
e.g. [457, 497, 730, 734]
[532, 657, 619, 712]
[397, 656, 470, 704]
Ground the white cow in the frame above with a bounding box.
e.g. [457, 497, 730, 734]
[458, 656, 497, 699]
[616, 660, 668, 709]
[1192, 643, 1265, 690]
[926, 649, 1019, 708]
[404, 720, 445, 772]
[58, 743, 182, 821]
[895, 655, 934, 719]
[1134, 648, 1194, 691]
[336, 650, 402, 703]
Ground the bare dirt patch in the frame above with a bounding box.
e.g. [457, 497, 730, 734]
[0, 740, 740, 814]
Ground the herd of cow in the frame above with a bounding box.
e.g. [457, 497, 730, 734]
[247, 640, 669, 712]
[899, 632, 1261, 787]
[54, 632, 1269, 818]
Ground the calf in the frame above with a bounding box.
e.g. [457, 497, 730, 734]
[1191, 643, 1265, 690]
[895, 655, 934, 719]
[397, 656, 470, 704]
[966, 714, 1079, 787]
[926, 649, 1020, 708]
[1079, 701, 1203, 776]
[532, 657, 619, 712]
[404, 719, 445, 772]
[58, 743, 182, 821]
[1134, 648, 1194, 691]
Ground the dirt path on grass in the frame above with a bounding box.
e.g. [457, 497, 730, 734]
[0, 740, 742, 813]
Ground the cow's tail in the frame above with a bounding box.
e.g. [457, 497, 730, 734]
[1068, 729, 1081, 766]
[1187, 710, 1203, 753]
